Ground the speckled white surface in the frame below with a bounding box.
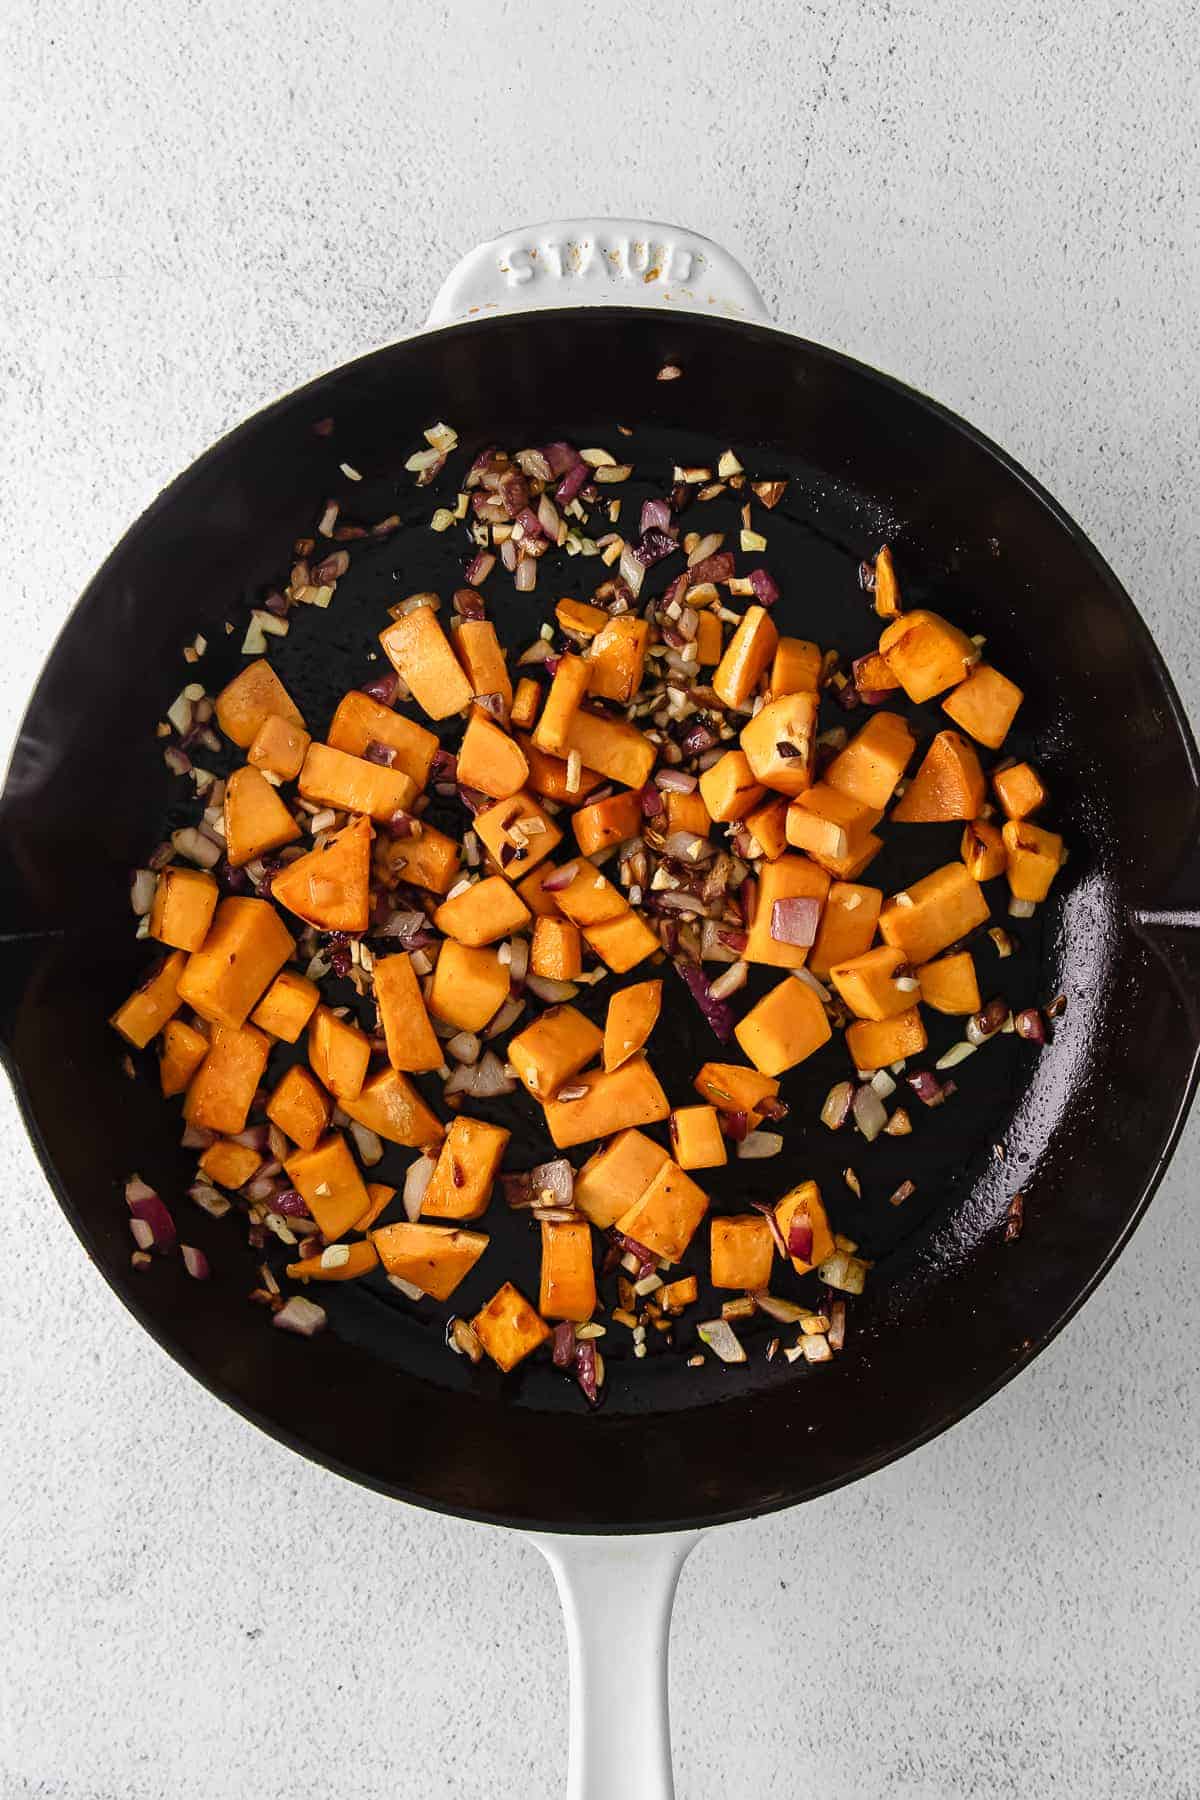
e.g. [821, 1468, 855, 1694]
[2, 3, 1198, 1796]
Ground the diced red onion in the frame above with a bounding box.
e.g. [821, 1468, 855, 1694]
[769, 896, 821, 948]
[966, 997, 1011, 1045]
[685, 550, 735, 587]
[181, 1244, 211, 1280]
[675, 962, 736, 1041]
[500, 537, 519, 573]
[188, 1182, 231, 1218]
[907, 1070, 957, 1108]
[530, 1159, 574, 1207]
[464, 551, 496, 585]
[750, 1200, 789, 1258]
[575, 1339, 601, 1404]
[611, 1230, 657, 1280]
[552, 1320, 576, 1368]
[273, 1296, 327, 1337]
[447, 1031, 481, 1065]
[852, 1083, 887, 1142]
[633, 528, 678, 567]
[1015, 1008, 1047, 1044]
[129, 1217, 156, 1251]
[544, 441, 579, 478]
[403, 1154, 436, 1222]
[640, 498, 673, 534]
[181, 1123, 216, 1150]
[515, 505, 544, 541]
[514, 558, 537, 593]
[125, 1178, 177, 1253]
[541, 861, 581, 893]
[719, 1109, 749, 1143]
[364, 739, 398, 768]
[483, 995, 525, 1039]
[639, 784, 664, 818]
[787, 1217, 814, 1262]
[655, 768, 698, 794]
[555, 461, 590, 505]
[748, 568, 779, 606]
[171, 827, 221, 869]
[680, 721, 718, 756]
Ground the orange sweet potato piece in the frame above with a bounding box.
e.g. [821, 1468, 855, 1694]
[1003, 820, 1064, 902]
[433, 875, 531, 946]
[695, 611, 723, 665]
[880, 609, 977, 703]
[298, 742, 417, 823]
[510, 677, 542, 732]
[327, 691, 439, 789]
[574, 1128, 671, 1230]
[353, 1181, 397, 1234]
[693, 1063, 779, 1114]
[183, 1022, 270, 1134]
[473, 790, 563, 876]
[149, 866, 218, 953]
[854, 651, 901, 697]
[603, 978, 662, 1072]
[587, 615, 649, 704]
[872, 545, 902, 620]
[824, 712, 916, 810]
[994, 761, 1047, 821]
[455, 619, 513, 720]
[509, 1005, 603, 1099]
[539, 1218, 597, 1322]
[516, 734, 604, 804]
[916, 951, 981, 1015]
[373, 953, 443, 1073]
[422, 1116, 510, 1221]
[811, 832, 883, 882]
[744, 795, 790, 860]
[659, 1274, 700, 1313]
[284, 1133, 369, 1241]
[665, 789, 711, 838]
[518, 863, 569, 920]
[698, 750, 764, 823]
[941, 663, 1023, 750]
[542, 1056, 669, 1150]
[562, 709, 656, 791]
[271, 815, 372, 932]
[199, 1139, 262, 1190]
[740, 693, 819, 796]
[340, 1067, 444, 1150]
[551, 862, 629, 928]
[530, 916, 582, 981]
[556, 597, 609, 639]
[770, 637, 822, 697]
[378, 820, 460, 896]
[879, 862, 989, 964]
[710, 1214, 773, 1289]
[581, 910, 660, 974]
[961, 818, 1007, 882]
[456, 713, 529, 800]
[372, 1221, 488, 1299]
[734, 975, 832, 1075]
[471, 1283, 551, 1372]
[533, 653, 591, 756]
[807, 882, 882, 978]
[572, 791, 642, 857]
[830, 945, 919, 1020]
[248, 713, 311, 781]
[266, 1063, 331, 1152]
[223, 765, 302, 866]
[669, 1105, 727, 1171]
[308, 1004, 370, 1100]
[786, 784, 881, 862]
[159, 1017, 209, 1097]
[616, 1161, 709, 1265]
[775, 1180, 835, 1275]
[712, 604, 779, 707]
[177, 898, 294, 1029]
[428, 940, 509, 1032]
[845, 1007, 927, 1072]
[891, 730, 985, 823]
[215, 660, 306, 749]
[286, 1239, 380, 1283]
[745, 855, 831, 969]
[250, 969, 320, 1042]
[379, 607, 474, 720]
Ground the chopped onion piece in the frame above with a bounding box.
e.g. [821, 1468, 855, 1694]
[769, 896, 821, 947]
[697, 1318, 747, 1364]
[403, 1154, 436, 1222]
[820, 1081, 854, 1130]
[273, 1296, 327, 1336]
[791, 966, 832, 1002]
[130, 869, 158, 916]
[348, 1120, 383, 1167]
[817, 1251, 868, 1295]
[737, 1130, 783, 1159]
[935, 1041, 977, 1071]
[1015, 1007, 1047, 1044]
[753, 1292, 808, 1324]
[526, 973, 580, 1004]
[1009, 896, 1037, 918]
[852, 1084, 888, 1142]
[447, 1031, 481, 1065]
[171, 827, 222, 869]
[870, 1068, 896, 1099]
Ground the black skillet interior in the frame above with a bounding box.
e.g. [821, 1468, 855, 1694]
[2, 308, 1199, 1531]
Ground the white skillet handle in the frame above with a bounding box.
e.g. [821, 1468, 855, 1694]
[532, 1529, 703, 1800]
[426, 219, 769, 328]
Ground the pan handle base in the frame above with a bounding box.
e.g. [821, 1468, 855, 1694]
[531, 1527, 704, 1800]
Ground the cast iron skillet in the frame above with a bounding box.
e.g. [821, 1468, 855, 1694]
[3, 231, 1200, 1555]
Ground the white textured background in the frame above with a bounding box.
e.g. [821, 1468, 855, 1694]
[2, 4, 1198, 1796]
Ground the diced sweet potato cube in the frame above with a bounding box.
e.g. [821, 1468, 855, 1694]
[786, 784, 881, 862]
[891, 730, 985, 823]
[340, 1067, 443, 1150]
[872, 545, 902, 620]
[808, 882, 882, 978]
[473, 790, 563, 877]
[372, 1220, 489, 1299]
[745, 856, 831, 969]
[557, 597, 609, 639]
[433, 875, 531, 946]
[669, 1105, 727, 1171]
[572, 791, 642, 858]
[354, 1181, 397, 1234]
[807, 832, 883, 881]
[824, 712, 916, 810]
[379, 606, 474, 720]
[845, 1007, 927, 1072]
[286, 1240, 379, 1283]
[422, 1116, 510, 1221]
[149, 867, 218, 953]
[712, 604, 778, 707]
[248, 712, 311, 781]
[552, 862, 629, 928]
[582, 910, 660, 974]
[770, 637, 822, 697]
[659, 1275, 700, 1313]
[531, 916, 582, 981]
[327, 691, 439, 789]
[509, 1005, 603, 1100]
[941, 663, 1023, 750]
[961, 819, 1007, 882]
[456, 713, 529, 800]
[223, 765, 302, 866]
[271, 815, 372, 933]
[603, 979, 662, 1072]
[880, 609, 978, 702]
[617, 1161, 709, 1264]
[994, 761, 1047, 821]
[284, 1133, 369, 1241]
[693, 1063, 780, 1114]
[854, 651, 901, 697]
[1002, 820, 1064, 902]
[574, 1129, 671, 1230]
[830, 945, 919, 1020]
[308, 1005, 370, 1101]
[177, 898, 294, 1029]
[471, 1282, 551, 1372]
[159, 1017, 208, 1096]
[562, 709, 656, 791]
[699, 750, 765, 823]
[533, 654, 593, 756]
[539, 1219, 597, 1322]
[378, 821, 460, 895]
[587, 615, 649, 704]
[879, 862, 989, 965]
[710, 1214, 773, 1289]
[455, 619, 512, 720]
[775, 1180, 835, 1275]
[199, 1138, 262, 1190]
[519, 864, 568, 920]
[266, 1064, 331, 1151]
[215, 660, 306, 749]
[916, 951, 981, 1015]
[510, 677, 541, 732]
[184, 1021, 270, 1134]
[250, 969, 320, 1042]
[734, 975, 832, 1075]
[695, 611, 723, 664]
[740, 693, 818, 796]
[516, 733, 604, 804]
[373, 953, 443, 1073]
[665, 789, 711, 838]
[542, 1056, 670, 1150]
[743, 794, 789, 860]
[298, 742, 417, 823]
[428, 941, 509, 1032]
